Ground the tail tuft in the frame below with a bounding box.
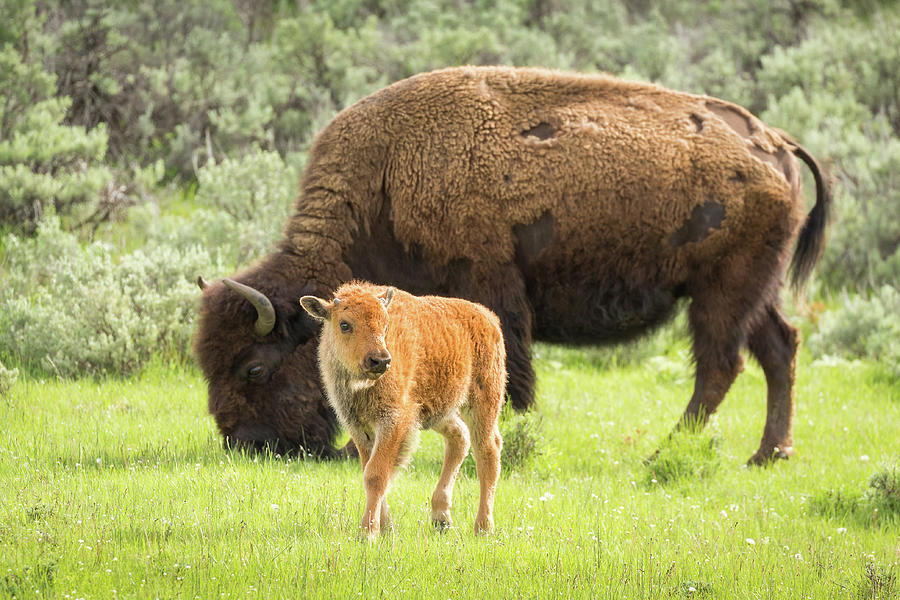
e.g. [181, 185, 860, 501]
[789, 144, 832, 290]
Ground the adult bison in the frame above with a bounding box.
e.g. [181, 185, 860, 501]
[194, 66, 830, 464]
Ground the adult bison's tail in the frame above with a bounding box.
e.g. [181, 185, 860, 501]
[789, 142, 832, 290]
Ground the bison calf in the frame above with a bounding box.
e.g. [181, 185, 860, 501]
[300, 281, 506, 537]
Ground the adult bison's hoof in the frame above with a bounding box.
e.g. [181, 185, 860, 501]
[747, 445, 795, 466]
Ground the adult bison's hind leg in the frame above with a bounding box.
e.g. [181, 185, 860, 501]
[672, 244, 797, 465]
[677, 296, 746, 435]
[670, 256, 772, 455]
[746, 303, 799, 465]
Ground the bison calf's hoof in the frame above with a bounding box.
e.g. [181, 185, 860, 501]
[357, 528, 379, 543]
[431, 511, 452, 531]
[474, 517, 495, 535]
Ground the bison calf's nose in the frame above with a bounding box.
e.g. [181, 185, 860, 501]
[364, 354, 391, 375]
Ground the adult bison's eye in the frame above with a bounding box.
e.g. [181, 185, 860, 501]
[247, 364, 265, 381]
[339, 321, 352, 334]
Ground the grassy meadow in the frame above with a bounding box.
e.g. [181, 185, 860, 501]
[2, 343, 899, 599]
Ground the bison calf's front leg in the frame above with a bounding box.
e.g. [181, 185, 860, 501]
[358, 426, 409, 540]
[354, 437, 392, 537]
[360, 469, 389, 539]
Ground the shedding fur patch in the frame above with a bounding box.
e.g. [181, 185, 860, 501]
[690, 113, 704, 132]
[750, 145, 793, 181]
[520, 122, 555, 140]
[706, 101, 756, 138]
[513, 211, 555, 264]
[668, 201, 726, 247]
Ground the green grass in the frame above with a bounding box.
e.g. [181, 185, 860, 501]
[2, 345, 899, 599]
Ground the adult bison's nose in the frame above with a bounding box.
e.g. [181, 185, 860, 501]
[363, 353, 391, 376]
[225, 423, 285, 453]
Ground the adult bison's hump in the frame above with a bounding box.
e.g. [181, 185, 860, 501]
[380, 67, 791, 272]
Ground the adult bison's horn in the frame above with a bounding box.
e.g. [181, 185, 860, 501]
[197, 275, 209, 290]
[222, 278, 277, 337]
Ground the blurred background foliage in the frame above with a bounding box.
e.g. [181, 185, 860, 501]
[1, 0, 898, 376]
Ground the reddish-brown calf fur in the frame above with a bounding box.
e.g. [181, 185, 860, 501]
[300, 282, 506, 537]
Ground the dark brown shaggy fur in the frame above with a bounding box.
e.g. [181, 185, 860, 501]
[194, 66, 831, 465]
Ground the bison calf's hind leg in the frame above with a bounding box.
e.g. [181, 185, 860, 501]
[430, 414, 471, 529]
[464, 377, 505, 534]
[746, 304, 799, 465]
[470, 425, 502, 534]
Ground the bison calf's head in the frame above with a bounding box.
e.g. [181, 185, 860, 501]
[301, 287, 394, 382]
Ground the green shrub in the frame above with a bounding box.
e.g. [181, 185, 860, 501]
[45, 0, 264, 177]
[129, 148, 299, 269]
[757, 11, 900, 291]
[0, 9, 112, 231]
[0, 216, 220, 376]
[0, 148, 297, 377]
[807, 287, 900, 378]
[809, 460, 900, 527]
[643, 426, 722, 487]
[0, 360, 18, 396]
[865, 464, 900, 517]
[856, 560, 896, 600]
[499, 407, 544, 471]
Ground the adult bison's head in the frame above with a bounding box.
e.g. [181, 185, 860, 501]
[193, 259, 343, 457]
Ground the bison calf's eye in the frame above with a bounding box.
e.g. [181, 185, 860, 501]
[340, 321, 352, 334]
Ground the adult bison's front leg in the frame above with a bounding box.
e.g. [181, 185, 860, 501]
[452, 264, 535, 411]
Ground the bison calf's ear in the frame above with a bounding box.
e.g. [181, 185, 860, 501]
[379, 287, 394, 308]
[300, 296, 331, 321]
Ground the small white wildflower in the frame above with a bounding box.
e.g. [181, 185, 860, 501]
[745, 538, 756, 545]
[270, 504, 279, 511]
[794, 553, 803, 561]
[860, 454, 870, 462]
[720, 510, 728, 519]
[688, 586, 696, 593]
[837, 527, 847, 534]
